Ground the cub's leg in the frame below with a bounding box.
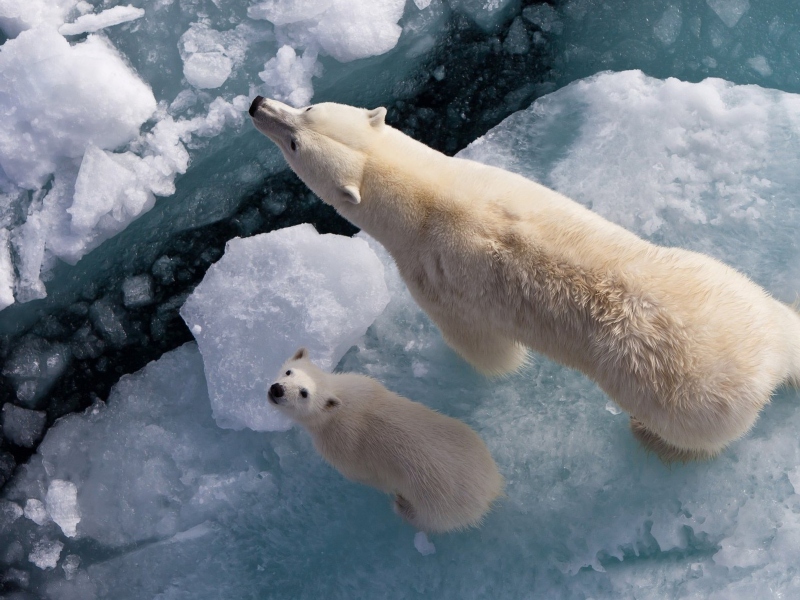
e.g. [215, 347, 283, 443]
[629, 417, 717, 463]
[434, 318, 527, 376]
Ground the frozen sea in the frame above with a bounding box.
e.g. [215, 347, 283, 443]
[1, 0, 800, 598]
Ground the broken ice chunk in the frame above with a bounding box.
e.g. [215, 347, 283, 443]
[122, 274, 155, 308]
[58, 5, 145, 36]
[29, 539, 64, 570]
[46, 479, 81, 538]
[24, 498, 50, 525]
[181, 224, 390, 431]
[2, 403, 47, 447]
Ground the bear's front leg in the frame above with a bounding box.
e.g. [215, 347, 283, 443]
[434, 316, 527, 376]
[629, 417, 717, 463]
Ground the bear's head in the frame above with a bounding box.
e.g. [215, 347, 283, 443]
[268, 347, 341, 426]
[249, 96, 386, 210]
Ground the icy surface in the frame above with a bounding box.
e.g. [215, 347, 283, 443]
[1, 2, 800, 596]
[181, 224, 390, 431]
[459, 70, 800, 298]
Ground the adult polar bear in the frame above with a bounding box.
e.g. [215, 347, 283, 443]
[249, 96, 800, 462]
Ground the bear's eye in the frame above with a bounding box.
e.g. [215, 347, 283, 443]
[285, 370, 292, 376]
[300, 389, 308, 398]
[305, 106, 312, 112]
[290, 139, 297, 152]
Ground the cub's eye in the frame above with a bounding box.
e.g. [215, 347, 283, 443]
[300, 389, 308, 398]
[290, 139, 297, 152]
[305, 106, 312, 112]
[285, 370, 292, 376]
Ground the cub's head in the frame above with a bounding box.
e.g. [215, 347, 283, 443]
[249, 96, 387, 210]
[268, 347, 341, 426]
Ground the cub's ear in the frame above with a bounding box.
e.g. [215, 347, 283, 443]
[292, 347, 308, 360]
[367, 107, 386, 128]
[341, 184, 361, 205]
[325, 396, 341, 410]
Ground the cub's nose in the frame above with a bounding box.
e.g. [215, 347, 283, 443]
[269, 382, 284, 399]
[249, 95, 264, 117]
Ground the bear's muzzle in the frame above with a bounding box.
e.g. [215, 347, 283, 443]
[268, 382, 285, 405]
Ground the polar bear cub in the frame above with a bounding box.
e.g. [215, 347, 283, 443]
[250, 96, 800, 463]
[268, 348, 504, 533]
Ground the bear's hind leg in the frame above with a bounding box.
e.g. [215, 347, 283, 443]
[630, 417, 717, 463]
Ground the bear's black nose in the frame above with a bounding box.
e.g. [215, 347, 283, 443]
[249, 96, 264, 117]
[270, 383, 284, 398]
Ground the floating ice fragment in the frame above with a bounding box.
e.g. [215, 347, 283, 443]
[66, 144, 156, 252]
[414, 531, 436, 555]
[522, 3, 562, 34]
[0, 28, 156, 190]
[747, 55, 772, 77]
[89, 298, 128, 348]
[1, 499, 24, 524]
[46, 479, 80, 538]
[179, 23, 247, 90]
[122, 274, 155, 308]
[24, 498, 49, 525]
[0, 229, 14, 309]
[2, 337, 70, 408]
[604, 402, 622, 415]
[706, 0, 749, 28]
[2, 404, 47, 447]
[58, 5, 145, 36]
[449, 0, 515, 31]
[29, 539, 64, 570]
[503, 17, 530, 55]
[181, 224, 390, 431]
[259, 45, 321, 107]
[412, 361, 428, 378]
[62, 554, 81, 580]
[653, 5, 682, 46]
[248, 0, 405, 62]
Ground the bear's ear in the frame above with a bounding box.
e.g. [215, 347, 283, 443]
[340, 184, 361, 205]
[292, 347, 308, 360]
[367, 107, 386, 128]
[324, 396, 340, 410]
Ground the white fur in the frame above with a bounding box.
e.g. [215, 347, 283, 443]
[269, 349, 504, 533]
[251, 98, 800, 461]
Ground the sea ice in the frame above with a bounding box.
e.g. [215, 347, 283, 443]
[122, 275, 154, 308]
[706, 0, 750, 28]
[28, 539, 63, 570]
[459, 70, 800, 298]
[181, 223, 390, 431]
[58, 5, 144, 36]
[0, 28, 156, 190]
[0, 0, 80, 37]
[45, 480, 80, 538]
[1, 404, 47, 448]
[248, 0, 406, 62]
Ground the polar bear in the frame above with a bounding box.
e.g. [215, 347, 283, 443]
[250, 96, 800, 462]
[268, 348, 504, 533]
